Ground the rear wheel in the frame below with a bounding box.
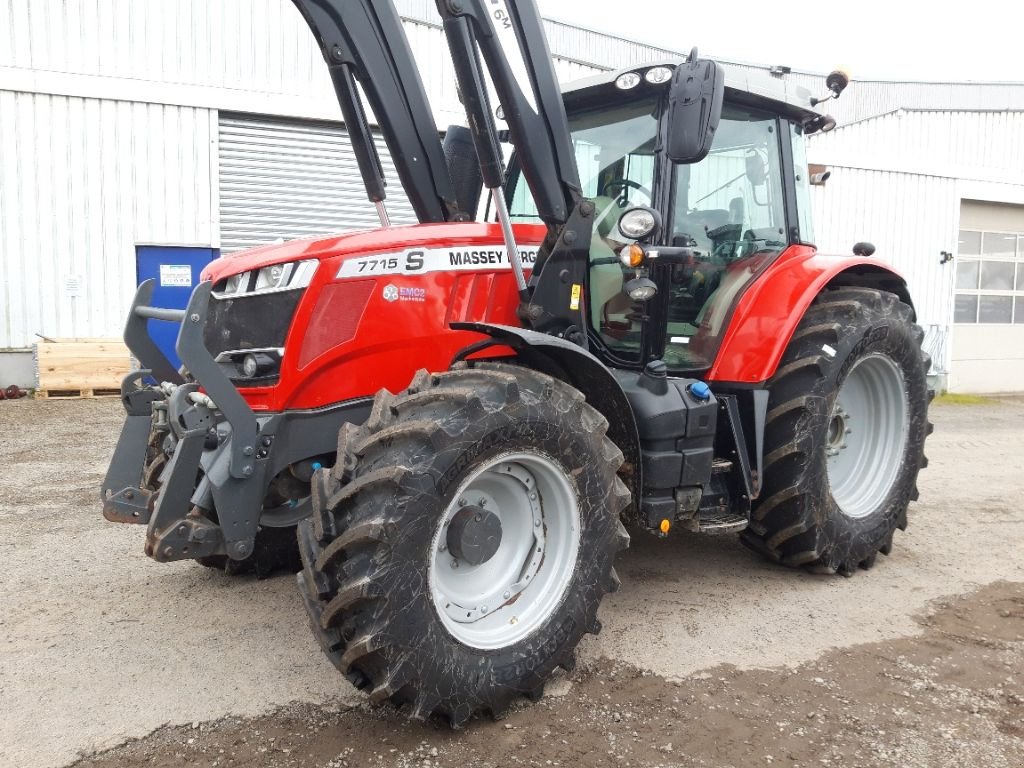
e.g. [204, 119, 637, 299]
[742, 287, 932, 575]
[297, 364, 630, 725]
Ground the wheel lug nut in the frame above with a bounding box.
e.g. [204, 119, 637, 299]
[503, 591, 511, 599]
[481, 605, 488, 613]
[478, 498, 486, 507]
[459, 498, 467, 506]
[439, 543, 447, 552]
[529, 493, 537, 500]
[534, 518, 540, 527]
[451, 559, 459, 569]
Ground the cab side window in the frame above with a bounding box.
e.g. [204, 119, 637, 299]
[662, 107, 786, 369]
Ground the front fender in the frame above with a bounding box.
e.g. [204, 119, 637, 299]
[707, 247, 912, 384]
[451, 322, 642, 514]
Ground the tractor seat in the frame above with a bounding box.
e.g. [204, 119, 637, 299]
[674, 209, 729, 250]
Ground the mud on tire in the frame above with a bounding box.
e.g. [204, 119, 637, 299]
[296, 363, 630, 726]
[742, 287, 933, 575]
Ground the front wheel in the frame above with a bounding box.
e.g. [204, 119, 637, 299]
[297, 364, 630, 725]
[743, 287, 932, 575]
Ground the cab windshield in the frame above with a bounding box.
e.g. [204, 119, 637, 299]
[509, 96, 659, 220]
[508, 94, 660, 354]
[507, 95, 789, 373]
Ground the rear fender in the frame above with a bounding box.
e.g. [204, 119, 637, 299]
[707, 248, 913, 384]
[451, 322, 641, 513]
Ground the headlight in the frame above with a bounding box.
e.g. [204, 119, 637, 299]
[237, 351, 279, 379]
[644, 66, 673, 84]
[224, 272, 249, 294]
[241, 353, 260, 378]
[617, 206, 661, 240]
[624, 276, 658, 302]
[255, 263, 290, 291]
[615, 72, 641, 90]
[218, 259, 318, 297]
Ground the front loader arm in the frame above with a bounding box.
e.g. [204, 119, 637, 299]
[291, 0, 462, 223]
[435, 0, 582, 228]
[435, 0, 594, 338]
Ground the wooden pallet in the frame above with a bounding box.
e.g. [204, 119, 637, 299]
[34, 339, 133, 399]
[35, 387, 122, 400]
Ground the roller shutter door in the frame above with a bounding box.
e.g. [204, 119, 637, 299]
[218, 114, 418, 253]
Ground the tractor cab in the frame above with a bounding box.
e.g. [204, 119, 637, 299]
[505, 61, 822, 375]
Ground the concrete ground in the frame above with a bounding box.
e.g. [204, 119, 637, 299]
[0, 395, 1021, 767]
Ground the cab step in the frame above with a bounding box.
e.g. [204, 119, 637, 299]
[697, 508, 748, 534]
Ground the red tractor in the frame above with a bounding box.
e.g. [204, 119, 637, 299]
[102, 0, 931, 726]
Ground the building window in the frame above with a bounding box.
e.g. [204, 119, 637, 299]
[955, 229, 1024, 324]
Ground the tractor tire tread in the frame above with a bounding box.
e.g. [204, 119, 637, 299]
[298, 364, 629, 726]
[741, 287, 931, 574]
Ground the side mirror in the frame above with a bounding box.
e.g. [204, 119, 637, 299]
[665, 49, 725, 164]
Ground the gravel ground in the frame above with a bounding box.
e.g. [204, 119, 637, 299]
[1, 395, 1022, 768]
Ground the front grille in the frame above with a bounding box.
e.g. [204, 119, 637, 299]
[203, 289, 304, 359]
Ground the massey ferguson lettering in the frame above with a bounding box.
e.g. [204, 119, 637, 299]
[337, 246, 540, 278]
[448, 249, 538, 267]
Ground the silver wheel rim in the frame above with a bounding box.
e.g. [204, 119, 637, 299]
[826, 353, 908, 519]
[428, 451, 580, 650]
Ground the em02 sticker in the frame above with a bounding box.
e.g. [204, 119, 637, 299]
[382, 283, 427, 304]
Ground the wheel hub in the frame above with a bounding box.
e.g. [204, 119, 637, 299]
[428, 453, 580, 650]
[826, 406, 851, 456]
[446, 505, 503, 566]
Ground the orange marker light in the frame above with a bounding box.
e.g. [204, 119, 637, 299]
[659, 518, 671, 535]
[619, 243, 645, 269]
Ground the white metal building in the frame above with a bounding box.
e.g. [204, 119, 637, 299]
[2, 0, 1024, 392]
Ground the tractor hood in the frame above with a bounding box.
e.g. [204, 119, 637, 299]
[202, 222, 548, 284]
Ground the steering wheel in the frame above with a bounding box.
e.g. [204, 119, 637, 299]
[600, 179, 652, 206]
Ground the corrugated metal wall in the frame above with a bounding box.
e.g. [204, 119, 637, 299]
[0, 0, 321, 95]
[0, 90, 215, 348]
[0, 1, 607, 349]
[5, 1, 1023, 126]
[219, 115, 417, 253]
[809, 166, 960, 371]
[826, 81, 1024, 126]
[807, 109, 1024, 375]
[0, 0, 603, 127]
[809, 110, 1024, 180]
